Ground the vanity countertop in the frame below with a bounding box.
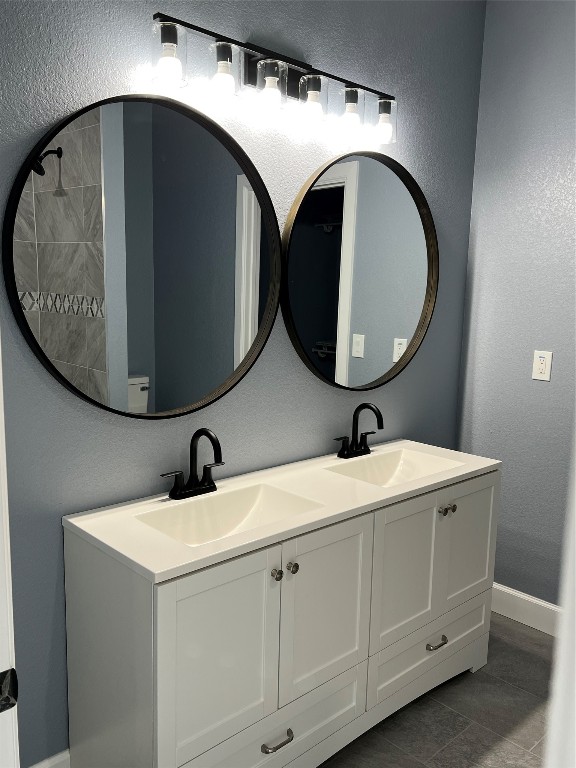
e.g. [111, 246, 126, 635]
[63, 440, 500, 584]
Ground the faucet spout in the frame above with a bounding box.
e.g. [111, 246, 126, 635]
[350, 403, 384, 453]
[188, 428, 223, 489]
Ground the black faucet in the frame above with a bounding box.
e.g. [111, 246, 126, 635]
[161, 428, 225, 499]
[334, 403, 384, 459]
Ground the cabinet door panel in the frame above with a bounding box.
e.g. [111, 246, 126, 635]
[279, 516, 373, 707]
[436, 473, 499, 614]
[370, 492, 439, 654]
[156, 546, 282, 767]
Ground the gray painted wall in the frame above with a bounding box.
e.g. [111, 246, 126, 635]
[152, 107, 242, 411]
[348, 156, 428, 387]
[0, 2, 486, 764]
[459, 1, 575, 604]
[124, 102, 157, 411]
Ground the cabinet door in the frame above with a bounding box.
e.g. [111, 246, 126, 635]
[435, 472, 499, 615]
[279, 516, 373, 707]
[370, 491, 441, 654]
[156, 546, 282, 768]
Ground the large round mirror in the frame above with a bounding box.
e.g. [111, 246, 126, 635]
[3, 96, 280, 418]
[282, 153, 438, 389]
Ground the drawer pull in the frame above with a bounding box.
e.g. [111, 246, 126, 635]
[271, 568, 284, 581]
[449, 503, 458, 513]
[426, 634, 448, 652]
[438, 506, 449, 516]
[287, 562, 300, 574]
[261, 728, 294, 754]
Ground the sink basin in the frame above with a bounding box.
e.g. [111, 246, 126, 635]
[325, 449, 464, 487]
[136, 484, 323, 546]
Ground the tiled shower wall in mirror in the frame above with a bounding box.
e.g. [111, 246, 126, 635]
[13, 107, 108, 405]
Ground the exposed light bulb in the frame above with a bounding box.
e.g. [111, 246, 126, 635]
[341, 102, 361, 128]
[212, 60, 235, 96]
[375, 112, 393, 144]
[212, 42, 235, 97]
[341, 88, 361, 129]
[261, 76, 281, 108]
[305, 92, 324, 119]
[155, 25, 183, 88]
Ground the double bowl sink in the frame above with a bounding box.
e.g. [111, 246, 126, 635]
[137, 447, 464, 548]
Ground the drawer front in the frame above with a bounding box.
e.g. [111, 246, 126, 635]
[367, 592, 490, 710]
[183, 662, 367, 768]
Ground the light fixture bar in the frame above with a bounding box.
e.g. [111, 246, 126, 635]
[153, 12, 395, 102]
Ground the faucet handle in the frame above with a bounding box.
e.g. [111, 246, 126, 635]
[161, 470, 185, 499]
[200, 461, 225, 488]
[334, 436, 350, 459]
[359, 431, 376, 450]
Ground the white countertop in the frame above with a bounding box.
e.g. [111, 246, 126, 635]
[63, 439, 500, 584]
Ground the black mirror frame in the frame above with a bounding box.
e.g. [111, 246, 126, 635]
[2, 95, 282, 419]
[281, 151, 439, 391]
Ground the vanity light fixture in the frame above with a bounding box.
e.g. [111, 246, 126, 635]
[341, 87, 362, 128]
[154, 21, 186, 88]
[212, 42, 235, 96]
[149, 12, 397, 142]
[375, 98, 395, 144]
[300, 74, 325, 119]
[257, 59, 288, 108]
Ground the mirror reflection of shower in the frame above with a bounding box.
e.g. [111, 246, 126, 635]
[33, 146, 66, 195]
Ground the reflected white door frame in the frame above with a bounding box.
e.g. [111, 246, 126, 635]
[234, 175, 262, 368]
[0, 325, 19, 767]
[312, 161, 359, 386]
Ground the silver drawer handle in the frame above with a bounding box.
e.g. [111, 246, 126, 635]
[271, 568, 284, 581]
[426, 634, 448, 652]
[261, 728, 294, 754]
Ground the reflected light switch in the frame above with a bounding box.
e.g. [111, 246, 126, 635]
[393, 338, 408, 363]
[352, 334, 365, 358]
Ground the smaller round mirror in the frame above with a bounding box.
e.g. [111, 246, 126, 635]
[282, 153, 438, 389]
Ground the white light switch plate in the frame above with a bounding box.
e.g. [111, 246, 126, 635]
[352, 334, 365, 358]
[393, 338, 408, 363]
[532, 350, 553, 381]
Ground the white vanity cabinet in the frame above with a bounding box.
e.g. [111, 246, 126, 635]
[64, 445, 500, 768]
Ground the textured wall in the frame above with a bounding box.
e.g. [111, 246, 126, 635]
[0, 2, 486, 764]
[460, 1, 575, 603]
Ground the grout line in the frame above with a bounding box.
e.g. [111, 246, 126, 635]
[531, 735, 545, 754]
[479, 668, 549, 703]
[379, 736, 429, 766]
[427, 692, 546, 757]
[425, 721, 474, 761]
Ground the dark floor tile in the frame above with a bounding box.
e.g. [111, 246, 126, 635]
[322, 730, 426, 768]
[426, 721, 542, 768]
[375, 694, 470, 762]
[429, 670, 546, 751]
[531, 737, 545, 758]
[485, 614, 553, 699]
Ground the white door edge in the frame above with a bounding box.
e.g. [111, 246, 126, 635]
[234, 175, 262, 368]
[0, 324, 19, 767]
[312, 161, 359, 387]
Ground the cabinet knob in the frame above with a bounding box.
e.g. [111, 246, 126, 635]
[450, 503, 458, 513]
[287, 562, 300, 574]
[438, 506, 449, 517]
[271, 568, 284, 581]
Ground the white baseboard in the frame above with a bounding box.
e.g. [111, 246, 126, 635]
[30, 750, 70, 768]
[492, 582, 560, 636]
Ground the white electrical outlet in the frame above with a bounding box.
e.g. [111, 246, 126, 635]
[393, 338, 408, 363]
[532, 350, 553, 381]
[352, 334, 365, 358]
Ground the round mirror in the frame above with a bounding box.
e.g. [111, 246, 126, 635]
[3, 96, 280, 418]
[282, 152, 438, 389]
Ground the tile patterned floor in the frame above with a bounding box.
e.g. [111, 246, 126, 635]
[322, 614, 553, 768]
